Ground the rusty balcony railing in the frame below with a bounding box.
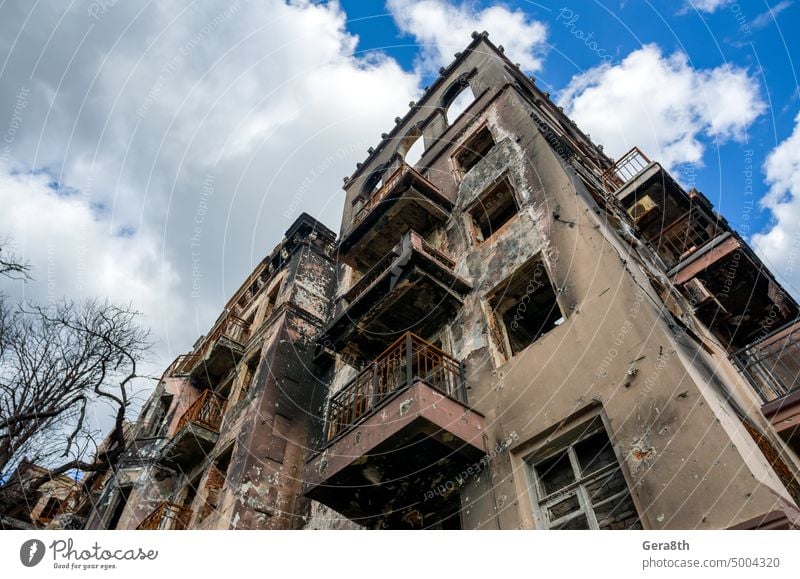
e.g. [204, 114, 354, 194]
[324, 332, 467, 444]
[352, 163, 439, 227]
[175, 389, 225, 434]
[342, 230, 455, 308]
[601, 146, 650, 193]
[169, 314, 251, 376]
[732, 319, 800, 404]
[645, 205, 721, 268]
[136, 502, 192, 530]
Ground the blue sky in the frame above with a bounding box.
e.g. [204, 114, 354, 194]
[0, 0, 798, 392]
[341, 0, 799, 236]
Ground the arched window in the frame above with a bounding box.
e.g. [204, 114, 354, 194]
[362, 163, 389, 197]
[446, 89, 476, 124]
[441, 74, 476, 125]
[397, 127, 426, 167]
[404, 135, 425, 167]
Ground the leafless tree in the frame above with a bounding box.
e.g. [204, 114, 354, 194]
[0, 239, 151, 517]
[0, 235, 31, 281]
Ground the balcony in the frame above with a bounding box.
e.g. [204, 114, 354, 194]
[326, 231, 471, 360]
[733, 320, 800, 453]
[325, 332, 467, 442]
[162, 390, 225, 466]
[305, 333, 486, 528]
[601, 146, 651, 194]
[645, 205, 722, 269]
[171, 314, 250, 385]
[340, 163, 453, 270]
[136, 502, 192, 530]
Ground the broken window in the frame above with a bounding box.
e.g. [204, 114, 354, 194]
[455, 125, 495, 175]
[38, 497, 63, 521]
[238, 356, 259, 402]
[488, 255, 563, 358]
[468, 178, 518, 243]
[150, 394, 173, 437]
[528, 420, 641, 530]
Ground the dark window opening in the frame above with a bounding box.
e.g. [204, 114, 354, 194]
[181, 474, 202, 511]
[469, 178, 518, 243]
[455, 126, 495, 175]
[106, 486, 132, 530]
[488, 256, 563, 357]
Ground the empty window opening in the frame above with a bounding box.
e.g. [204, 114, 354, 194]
[238, 356, 259, 402]
[527, 419, 641, 530]
[106, 486, 132, 529]
[362, 164, 389, 198]
[469, 178, 519, 243]
[398, 127, 426, 168]
[445, 87, 476, 125]
[455, 125, 495, 175]
[488, 256, 563, 357]
[150, 394, 173, 437]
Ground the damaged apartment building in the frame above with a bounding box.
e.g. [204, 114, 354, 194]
[88, 33, 800, 531]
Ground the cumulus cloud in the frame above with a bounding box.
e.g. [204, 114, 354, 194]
[0, 1, 418, 382]
[0, 169, 182, 333]
[559, 44, 765, 170]
[752, 112, 800, 294]
[387, 0, 547, 73]
[683, 0, 733, 13]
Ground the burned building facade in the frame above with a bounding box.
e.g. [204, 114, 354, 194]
[92, 34, 800, 531]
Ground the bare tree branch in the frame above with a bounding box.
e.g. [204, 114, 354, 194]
[0, 236, 31, 281]
[0, 296, 151, 515]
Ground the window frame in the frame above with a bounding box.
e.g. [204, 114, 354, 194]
[524, 418, 640, 530]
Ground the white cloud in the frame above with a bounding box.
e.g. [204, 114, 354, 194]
[752, 0, 794, 29]
[559, 45, 765, 171]
[0, 1, 419, 381]
[684, 0, 733, 13]
[387, 0, 547, 73]
[0, 169, 182, 338]
[752, 112, 800, 294]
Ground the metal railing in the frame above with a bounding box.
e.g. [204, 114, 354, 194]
[136, 502, 192, 530]
[169, 314, 251, 376]
[732, 319, 800, 404]
[343, 231, 456, 306]
[601, 146, 650, 193]
[646, 205, 721, 267]
[325, 332, 467, 443]
[175, 389, 225, 434]
[352, 163, 439, 227]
